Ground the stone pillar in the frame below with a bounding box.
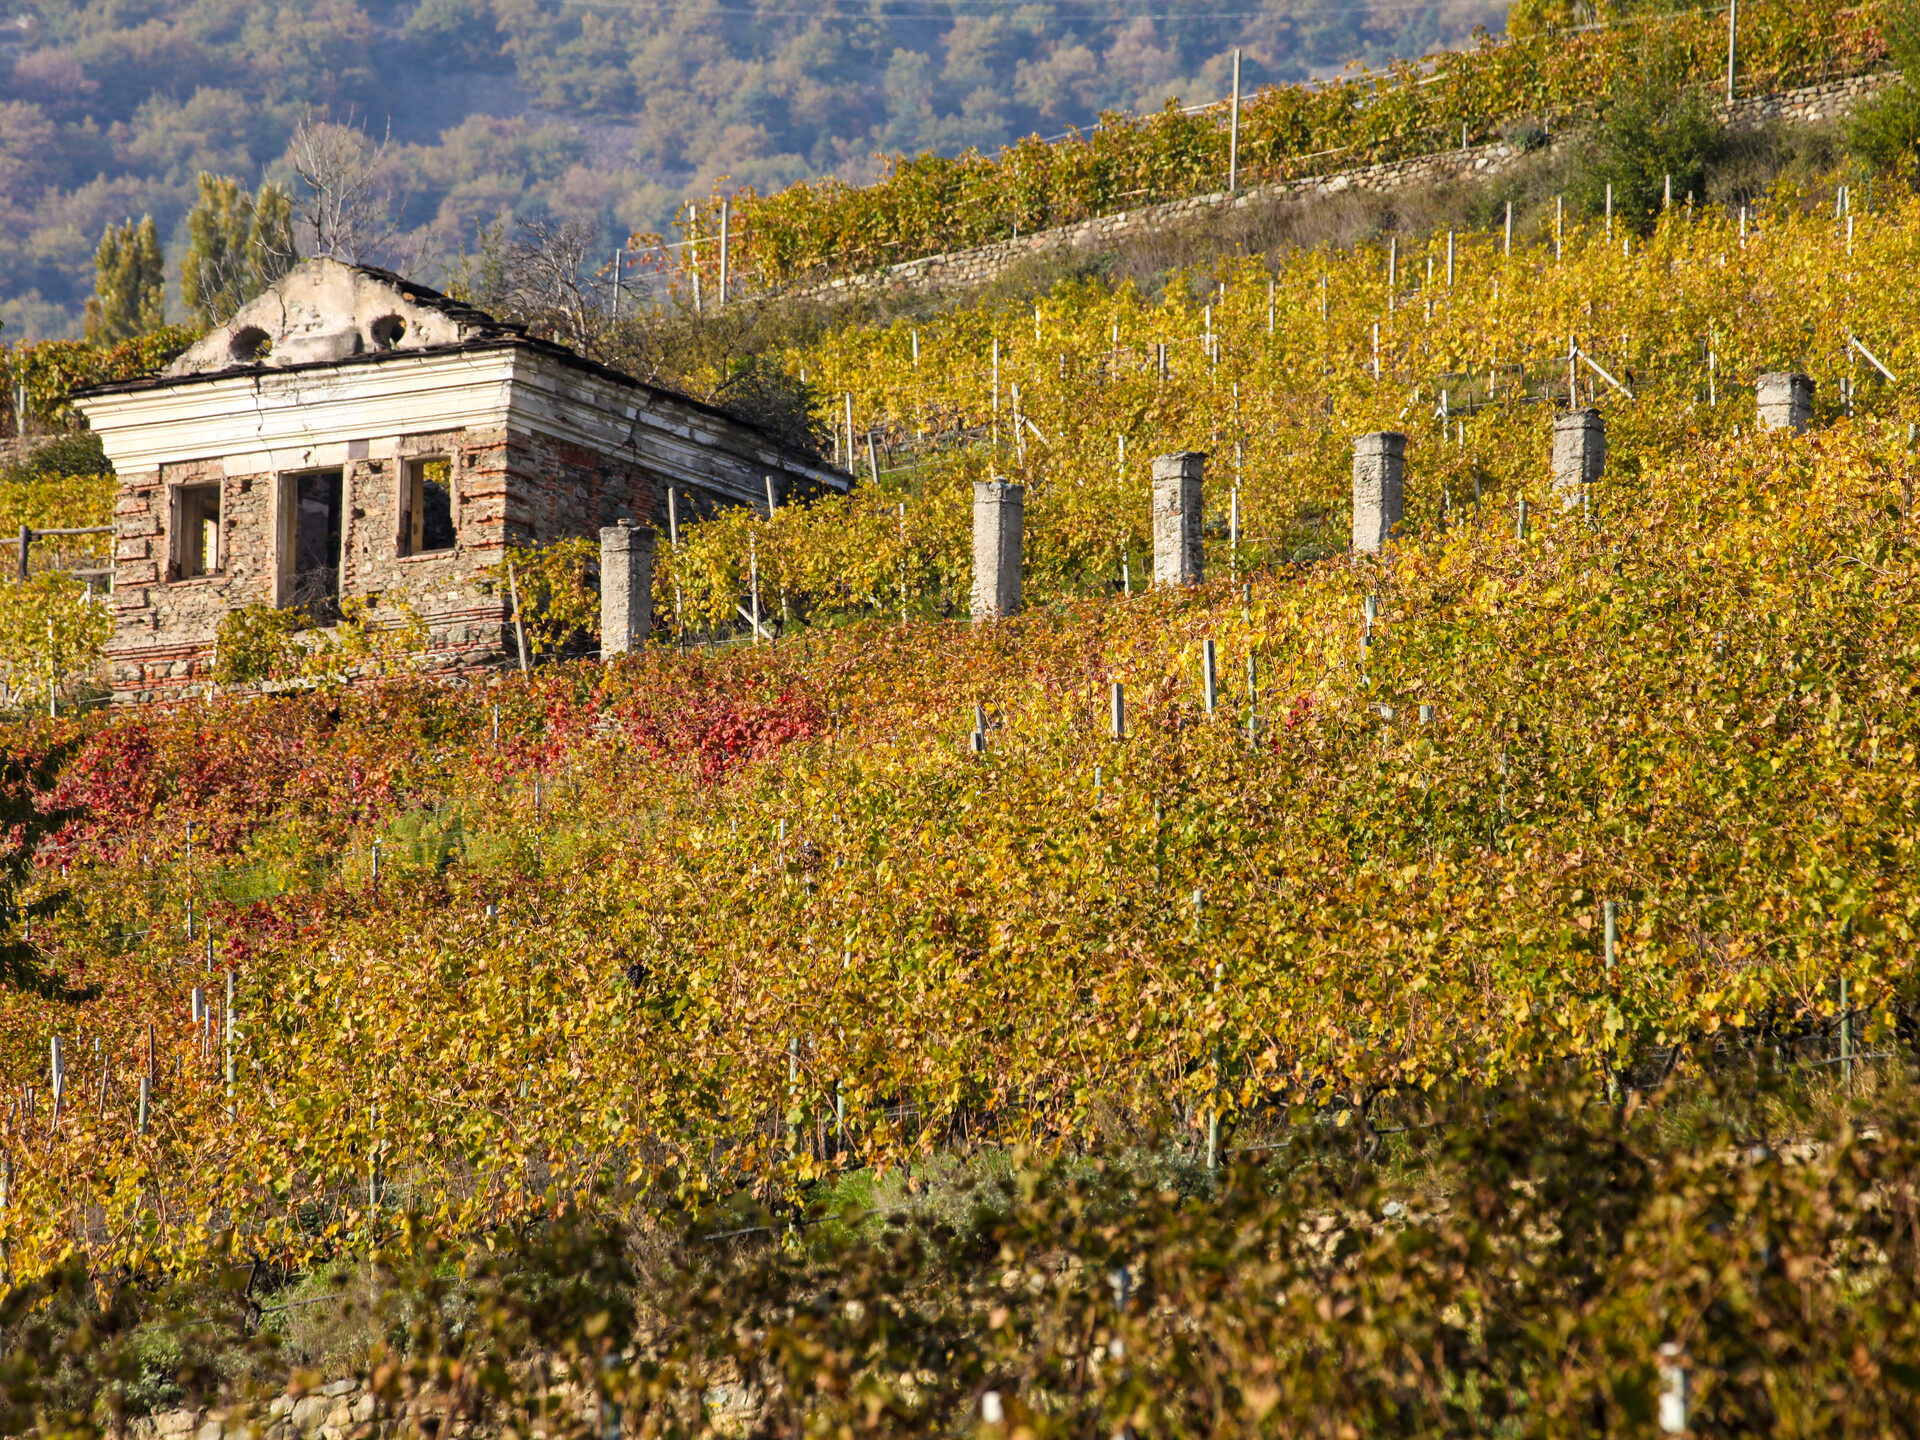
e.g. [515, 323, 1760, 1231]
[1352, 432, 1405, 554]
[1552, 408, 1605, 509]
[970, 479, 1024, 620]
[1756, 372, 1814, 433]
[599, 522, 653, 658]
[1151, 452, 1205, 586]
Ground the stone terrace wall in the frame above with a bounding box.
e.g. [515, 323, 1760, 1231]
[0, 436, 58, 469]
[125, 1373, 759, 1440]
[798, 72, 1899, 303]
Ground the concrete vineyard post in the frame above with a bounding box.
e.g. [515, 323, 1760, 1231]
[224, 968, 235, 1110]
[1206, 956, 1222, 1171]
[1552, 409, 1606, 511]
[1151, 452, 1205, 586]
[1657, 1344, 1689, 1434]
[1841, 973, 1852, 1088]
[1246, 654, 1258, 744]
[599, 523, 655, 657]
[1228, 48, 1242, 192]
[1756, 372, 1814, 432]
[1110, 682, 1125, 740]
[1351, 432, 1405, 554]
[1727, 0, 1737, 102]
[1202, 638, 1217, 713]
[971, 479, 1024, 621]
[749, 536, 762, 643]
[1229, 487, 1240, 575]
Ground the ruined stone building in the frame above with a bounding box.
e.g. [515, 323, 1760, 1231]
[74, 258, 844, 703]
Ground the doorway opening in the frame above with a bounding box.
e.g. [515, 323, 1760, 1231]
[288, 469, 343, 619]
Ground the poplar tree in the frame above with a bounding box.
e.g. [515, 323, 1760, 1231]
[180, 173, 299, 326]
[83, 216, 165, 343]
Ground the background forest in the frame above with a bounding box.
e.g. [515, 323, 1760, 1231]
[0, 0, 1514, 338]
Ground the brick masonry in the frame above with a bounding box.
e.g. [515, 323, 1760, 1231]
[798, 72, 1899, 302]
[74, 258, 846, 704]
[108, 424, 533, 701]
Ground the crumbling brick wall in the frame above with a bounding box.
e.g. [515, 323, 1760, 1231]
[108, 417, 671, 701]
[336, 427, 515, 675]
[111, 457, 276, 700]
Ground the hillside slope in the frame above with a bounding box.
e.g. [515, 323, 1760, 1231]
[3, 179, 1919, 1293]
[0, 0, 1503, 337]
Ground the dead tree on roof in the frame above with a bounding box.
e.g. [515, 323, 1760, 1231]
[285, 114, 413, 267]
[481, 218, 611, 358]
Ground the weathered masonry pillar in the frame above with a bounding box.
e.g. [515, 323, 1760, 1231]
[1151, 451, 1205, 586]
[599, 522, 654, 658]
[971, 478, 1025, 620]
[1351, 432, 1405, 554]
[1552, 407, 1606, 509]
[1756, 372, 1814, 433]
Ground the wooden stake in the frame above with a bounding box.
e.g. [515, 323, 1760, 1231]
[505, 559, 531, 673]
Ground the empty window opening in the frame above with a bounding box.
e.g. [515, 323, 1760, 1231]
[174, 483, 221, 579]
[399, 457, 455, 555]
[289, 469, 344, 617]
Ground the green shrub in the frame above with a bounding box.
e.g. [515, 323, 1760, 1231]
[212, 605, 303, 685]
[1568, 48, 1729, 227]
[1846, 82, 1920, 168]
[2, 431, 111, 483]
[1847, 0, 1920, 169]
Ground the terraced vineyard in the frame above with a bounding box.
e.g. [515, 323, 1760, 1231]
[3, 185, 1919, 1304]
[709, 0, 1885, 286]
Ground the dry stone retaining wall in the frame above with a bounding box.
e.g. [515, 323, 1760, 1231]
[797, 72, 1899, 302]
[123, 1375, 758, 1440]
[0, 436, 59, 469]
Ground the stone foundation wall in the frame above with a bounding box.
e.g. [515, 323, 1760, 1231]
[797, 72, 1899, 302]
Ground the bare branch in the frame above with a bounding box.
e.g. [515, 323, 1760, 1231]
[284, 113, 407, 266]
